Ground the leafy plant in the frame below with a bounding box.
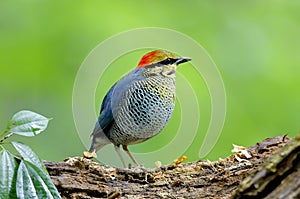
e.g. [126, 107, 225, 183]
[0, 110, 61, 199]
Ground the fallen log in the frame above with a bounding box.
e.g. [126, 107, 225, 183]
[44, 133, 299, 199]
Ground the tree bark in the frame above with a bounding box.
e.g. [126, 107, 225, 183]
[44, 133, 300, 199]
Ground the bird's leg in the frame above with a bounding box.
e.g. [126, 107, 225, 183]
[122, 145, 139, 166]
[114, 145, 126, 168]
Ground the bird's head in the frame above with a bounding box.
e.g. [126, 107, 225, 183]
[137, 50, 191, 78]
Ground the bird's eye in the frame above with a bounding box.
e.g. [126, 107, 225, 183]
[165, 58, 171, 64]
[160, 58, 174, 65]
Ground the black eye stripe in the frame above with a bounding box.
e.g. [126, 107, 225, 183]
[144, 58, 177, 68]
[158, 58, 177, 65]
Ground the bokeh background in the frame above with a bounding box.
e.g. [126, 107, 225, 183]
[1, 1, 299, 166]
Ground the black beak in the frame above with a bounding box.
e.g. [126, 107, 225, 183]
[175, 57, 192, 65]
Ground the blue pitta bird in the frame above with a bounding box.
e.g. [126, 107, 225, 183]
[84, 50, 191, 167]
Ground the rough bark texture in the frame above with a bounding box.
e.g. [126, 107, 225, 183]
[231, 133, 300, 199]
[44, 134, 300, 199]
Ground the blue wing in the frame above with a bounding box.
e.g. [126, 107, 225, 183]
[88, 84, 117, 151]
[92, 68, 145, 136]
[96, 83, 116, 133]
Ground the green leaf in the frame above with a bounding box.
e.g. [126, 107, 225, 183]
[16, 161, 38, 199]
[0, 149, 18, 199]
[12, 142, 48, 173]
[16, 161, 61, 199]
[8, 110, 50, 137]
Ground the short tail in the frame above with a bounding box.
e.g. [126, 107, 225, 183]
[88, 122, 112, 153]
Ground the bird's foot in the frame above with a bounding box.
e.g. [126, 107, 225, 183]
[127, 164, 147, 172]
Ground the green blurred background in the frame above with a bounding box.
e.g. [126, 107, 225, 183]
[1, 1, 299, 165]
